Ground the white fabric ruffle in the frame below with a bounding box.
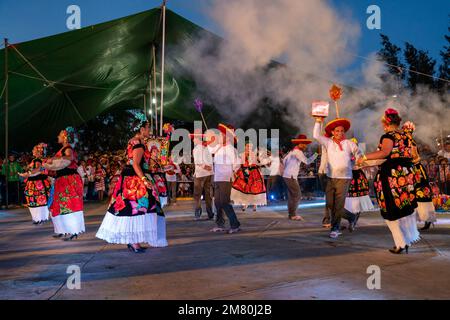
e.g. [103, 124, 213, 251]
[416, 202, 437, 223]
[231, 189, 267, 206]
[29, 206, 50, 223]
[385, 212, 420, 248]
[159, 196, 168, 208]
[96, 212, 168, 247]
[52, 211, 85, 235]
[345, 195, 375, 213]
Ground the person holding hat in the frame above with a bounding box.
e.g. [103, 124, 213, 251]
[357, 108, 420, 254]
[313, 117, 361, 239]
[209, 123, 241, 234]
[282, 134, 318, 221]
[191, 130, 215, 220]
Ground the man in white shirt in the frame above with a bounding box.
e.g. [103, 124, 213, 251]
[318, 130, 331, 228]
[282, 135, 318, 220]
[209, 124, 241, 234]
[265, 150, 282, 203]
[191, 132, 214, 220]
[313, 117, 362, 239]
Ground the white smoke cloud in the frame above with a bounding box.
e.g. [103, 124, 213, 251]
[175, 0, 449, 150]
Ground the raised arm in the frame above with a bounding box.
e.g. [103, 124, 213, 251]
[313, 120, 330, 146]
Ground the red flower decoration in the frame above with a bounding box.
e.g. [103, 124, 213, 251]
[114, 196, 126, 212]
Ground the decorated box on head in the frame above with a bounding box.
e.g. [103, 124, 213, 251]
[312, 101, 329, 118]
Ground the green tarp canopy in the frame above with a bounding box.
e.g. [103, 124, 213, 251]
[0, 7, 222, 151]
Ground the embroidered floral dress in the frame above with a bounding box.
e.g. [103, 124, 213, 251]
[24, 158, 52, 208]
[146, 158, 168, 203]
[107, 139, 162, 217]
[348, 169, 370, 197]
[373, 130, 418, 221]
[232, 152, 266, 196]
[50, 146, 84, 217]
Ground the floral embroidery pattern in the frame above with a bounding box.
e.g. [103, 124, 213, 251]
[25, 178, 51, 207]
[348, 170, 369, 197]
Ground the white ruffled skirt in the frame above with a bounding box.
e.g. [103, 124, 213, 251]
[52, 211, 85, 235]
[231, 189, 267, 206]
[416, 202, 437, 223]
[96, 212, 168, 247]
[345, 195, 375, 213]
[29, 206, 50, 223]
[385, 212, 420, 248]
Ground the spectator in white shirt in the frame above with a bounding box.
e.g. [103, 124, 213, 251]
[437, 140, 450, 160]
[313, 117, 362, 239]
[265, 150, 283, 203]
[282, 135, 318, 221]
[209, 124, 241, 234]
[77, 160, 88, 199]
[165, 157, 181, 205]
[191, 132, 215, 220]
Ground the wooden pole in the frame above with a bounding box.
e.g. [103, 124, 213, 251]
[4, 38, 9, 209]
[335, 101, 340, 118]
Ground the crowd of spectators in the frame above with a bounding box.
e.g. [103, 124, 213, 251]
[1, 140, 449, 209]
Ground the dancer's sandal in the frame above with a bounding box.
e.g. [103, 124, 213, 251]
[210, 227, 227, 233]
[127, 244, 145, 253]
[289, 215, 305, 221]
[63, 234, 78, 241]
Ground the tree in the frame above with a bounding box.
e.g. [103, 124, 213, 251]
[77, 109, 136, 153]
[437, 22, 450, 93]
[377, 34, 406, 94]
[378, 34, 406, 80]
[404, 42, 437, 91]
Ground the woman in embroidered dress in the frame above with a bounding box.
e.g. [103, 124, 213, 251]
[344, 138, 375, 222]
[96, 116, 167, 253]
[231, 142, 267, 212]
[19, 143, 52, 225]
[357, 108, 419, 254]
[402, 121, 437, 231]
[44, 127, 85, 241]
[146, 145, 169, 207]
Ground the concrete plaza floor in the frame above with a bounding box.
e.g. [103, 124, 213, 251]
[0, 200, 449, 300]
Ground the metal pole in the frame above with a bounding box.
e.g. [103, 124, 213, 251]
[159, 1, 166, 136]
[4, 38, 9, 209]
[143, 93, 147, 119]
[149, 79, 153, 134]
[152, 45, 158, 135]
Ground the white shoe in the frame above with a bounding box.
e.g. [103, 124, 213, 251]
[329, 230, 342, 239]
